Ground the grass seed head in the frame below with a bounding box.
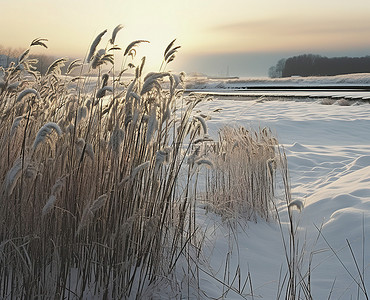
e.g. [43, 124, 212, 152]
[90, 194, 108, 212]
[91, 49, 106, 69]
[16, 88, 40, 103]
[66, 59, 82, 74]
[96, 86, 113, 99]
[195, 158, 214, 169]
[10, 115, 25, 137]
[33, 122, 62, 151]
[3, 157, 28, 196]
[124, 40, 149, 56]
[193, 115, 208, 135]
[288, 199, 304, 212]
[109, 127, 125, 155]
[77, 107, 88, 124]
[46, 58, 68, 76]
[146, 107, 158, 144]
[87, 29, 107, 63]
[131, 161, 150, 179]
[42, 195, 57, 216]
[76, 194, 108, 236]
[110, 24, 124, 45]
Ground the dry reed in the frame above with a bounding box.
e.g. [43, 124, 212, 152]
[0, 26, 293, 299]
[201, 126, 282, 221]
[0, 28, 213, 299]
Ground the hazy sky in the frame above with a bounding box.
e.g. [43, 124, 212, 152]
[1, 0, 370, 76]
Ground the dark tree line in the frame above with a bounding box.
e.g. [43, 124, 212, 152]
[268, 58, 286, 78]
[269, 54, 370, 77]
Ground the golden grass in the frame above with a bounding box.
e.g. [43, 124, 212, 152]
[202, 126, 283, 221]
[0, 29, 204, 298]
[0, 26, 290, 299]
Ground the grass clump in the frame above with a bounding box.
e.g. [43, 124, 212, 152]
[202, 126, 283, 222]
[0, 27, 207, 299]
[0, 25, 295, 299]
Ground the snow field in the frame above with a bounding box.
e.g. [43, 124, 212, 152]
[191, 98, 370, 299]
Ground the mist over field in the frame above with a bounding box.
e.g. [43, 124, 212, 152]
[180, 49, 370, 77]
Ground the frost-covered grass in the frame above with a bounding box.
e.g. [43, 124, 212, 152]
[3, 25, 365, 300]
[0, 28, 201, 299]
[0, 29, 289, 299]
[203, 126, 281, 222]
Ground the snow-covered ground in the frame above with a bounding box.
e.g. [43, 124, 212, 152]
[186, 73, 370, 89]
[188, 97, 370, 299]
[185, 73, 370, 101]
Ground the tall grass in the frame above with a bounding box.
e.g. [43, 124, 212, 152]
[0, 28, 206, 299]
[202, 126, 280, 222]
[0, 26, 295, 299]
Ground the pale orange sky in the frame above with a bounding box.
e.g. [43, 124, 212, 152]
[1, 0, 370, 76]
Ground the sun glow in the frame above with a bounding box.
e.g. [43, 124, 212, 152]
[1, 0, 370, 76]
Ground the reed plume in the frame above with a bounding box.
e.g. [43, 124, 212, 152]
[30, 38, 48, 48]
[3, 157, 26, 196]
[32, 122, 62, 151]
[76, 194, 108, 235]
[110, 24, 123, 45]
[10, 115, 25, 137]
[124, 40, 149, 56]
[16, 88, 40, 103]
[66, 59, 82, 74]
[87, 29, 107, 63]
[46, 58, 68, 75]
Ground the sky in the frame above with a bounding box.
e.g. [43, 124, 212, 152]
[1, 0, 370, 77]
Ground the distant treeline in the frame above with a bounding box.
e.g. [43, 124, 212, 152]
[269, 54, 370, 78]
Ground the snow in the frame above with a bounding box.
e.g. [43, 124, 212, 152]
[188, 97, 370, 299]
[185, 73, 370, 101]
[186, 73, 370, 89]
